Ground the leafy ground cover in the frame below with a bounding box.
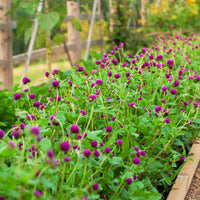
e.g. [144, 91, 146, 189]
[0, 32, 200, 200]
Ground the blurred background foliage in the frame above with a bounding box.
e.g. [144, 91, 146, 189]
[11, 0, 200, 56]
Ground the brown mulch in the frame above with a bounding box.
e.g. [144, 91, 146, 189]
[185, 162, 200, 200]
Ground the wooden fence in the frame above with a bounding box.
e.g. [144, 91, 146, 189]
[0, 1, 104, 90]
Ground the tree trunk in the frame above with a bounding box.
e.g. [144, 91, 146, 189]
[0, 0, 13, 90]
[67, 1, 81, 65]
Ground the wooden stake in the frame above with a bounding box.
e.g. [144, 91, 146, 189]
[98, 0, 103, 52]
[109, 0, 115, 33]
[0, 0, 13, 90]
[141, 0, 146, 26]
[67, 1, 81, 65]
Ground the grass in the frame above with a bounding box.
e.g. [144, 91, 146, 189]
[13, 45, 104, 86]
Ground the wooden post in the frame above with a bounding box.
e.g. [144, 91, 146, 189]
[141, 0, 146, 26]
[109, 0, 115, 33]
[67, 1, 81, 65]
[0, 0, 13, 90]
[98, 0, 103, 52]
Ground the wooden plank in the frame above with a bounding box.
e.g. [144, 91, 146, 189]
[167, 138, 200, 200]
[13, 39, 103, 65]
[64, 13, 102, 22]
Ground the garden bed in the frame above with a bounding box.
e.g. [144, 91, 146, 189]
[0, 32, 200, 200]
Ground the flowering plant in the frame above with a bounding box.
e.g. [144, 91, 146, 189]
[0, 32, 200, 199]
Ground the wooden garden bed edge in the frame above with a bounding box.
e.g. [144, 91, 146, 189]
[167, 137, 200, 200]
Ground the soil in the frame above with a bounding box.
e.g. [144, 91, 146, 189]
[185, 162, 200, 200]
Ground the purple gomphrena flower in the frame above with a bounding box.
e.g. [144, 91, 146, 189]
[165, 118, 170, 123]
[132, 157, 140, 165]
[96, 79, 103, 85]
[26, 114, 35, 121]
[33, 101, 40, 108]
[104, 147, 111, 154]
[106, 126, 112, 132]
[116, 139, 123, 146]
[47, 150, 54, 159]
[70, 124, 80, 134]
[112, 59, 118, 65]
[20, 122, 26, 130]
[114, 73, 121, 79]
[155, 106, 162, 112]
[14, 93, 21, 100]
[91, 141, 98, 148]
[22, 77, 31, 84]
[126, 178, 133, 185]
[55, 95, 61, 101]
[60, 141, 70, 152]
[111, 116, 116, 121]
[34, 190, 43, 197]
[170, 89, 177, 95]
[8, 141, 15, 149]
[30, 126, 40, 136]
[184, 102, 188, 106]
[133, 175, 138, 180]
[134, 146, 139, 151]
[107, 71, 112, 77]
[64, 157, 71, 162]
[80, 110, 86, 116]
[77, 66, 84, 72]
[29, 93, 36, 99]
[83, 149, 92, 157]
[95, 60, 101, 65]
[52, 79, 60, 87]
[92, 183, 99, 191]
[0, 130, 4, 139]
[162, 86, 167, 91]
[179, 156, 185, 162]
[94, 150, 100, 157]
[171, 25, 175, 29]
[190, 120, 193, 124]
[140, 150, 146, 156]
[169, 161, 172, 165]
[88, 94, 97, 102]
[193, 103, 198, 108]
[119, 43, 125, 48]
[53, 69, 59, 74]
[35, 170, 41, 177]
[24, 88, 29, 92]
[173, 80, 180, 87]
[45, 72, 49, 77]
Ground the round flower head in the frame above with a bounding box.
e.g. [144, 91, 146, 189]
[45, 72, 49, 77]
[155, 106, 162, 112]
[140, 150, 146, 156]
[91, 140, 98, 148]
[96, 79, 103, 85]
[52, 79, 60, 87]
[116, 139, 123, 146]
[94, 150, 100, 157]
[80, 110, 86, 116]
[165, 118, 170, 123]
[126, 178, 133, 185]
[20, 122, 26, 130]
[47, 150, 54, 159]
[60, 141, 70, 152]
[179, 156, 185, 162]
[70, 124, 80, 134]
[88, 94, 97, 102]
[106, 126, 112, 132]
[173, 80, 180, 87]
[107, 71, 112, 77]
[83, 149, 91, 157]
[92, 183, 99, 191]
[132, 157, 140, 165]
[14, 93, 21, 100]
[34, 190, 42, 197]
[29, 93, 36, 99]
[104, 147, 111, 154]
[114, 73, 121, 79]
[170, 89, 177, 95]
[8, 141, 15, 149]
[0, 130, 4, 139]
[33, 101, 40, 108]
[22, 77, 31, 84]
[133, 175, 138, 180]
[53, 69, 59, 74]
[30, 126, 40, 136]
[64, 157, 71, 162]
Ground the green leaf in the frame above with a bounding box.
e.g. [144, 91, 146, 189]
[87, 130, 103, 143]
[17, 17, 33, 37]
[70, 17, 82, 32]
[37, 12, 60, 33]
[24, 24, 34, 44]
[109, 157, 123, 166]
[39, 138, 52, 152]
